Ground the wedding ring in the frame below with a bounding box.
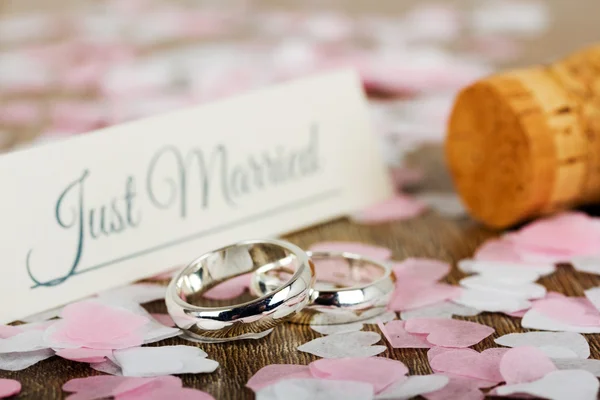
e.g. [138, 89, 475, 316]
[165, 239, 314, 343]
[251, 251, 395, 325]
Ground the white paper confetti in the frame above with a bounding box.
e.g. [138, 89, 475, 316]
[584, 288, 600, 313]
[494, 370, 599, 400]
[0, 349, 55, 371]
[256, 378, 374, 400]
[0, 331, 48, 353]
[458, 259, 555, 282]
[297, 331, 385, 359]
[495, 332, 590, 359]
[310, 322, 364, 336]
[552, 359, 600, 377]
[400, 301, 480, 320]
[375, 374, 449, 399]
[113, 345, 218, 377]
[539, 346, 580, 359]
[453, 289, 531, 313]
[362, 310, 398, 324]
[459, 275, 546, 299]
[521, 309, 600, 334]
[571, 256, 600, 275]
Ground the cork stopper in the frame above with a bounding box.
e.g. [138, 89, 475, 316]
[446, 45, 600, 228]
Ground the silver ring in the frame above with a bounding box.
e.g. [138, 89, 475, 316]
[251, 250, 395, 325]
[165, 239, 314, 343]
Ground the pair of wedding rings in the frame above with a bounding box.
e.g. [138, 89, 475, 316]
[166, 239, 395, 343]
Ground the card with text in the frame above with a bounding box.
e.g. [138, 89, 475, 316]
[0, 70, 392, 323]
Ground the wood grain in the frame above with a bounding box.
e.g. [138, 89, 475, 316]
[2, 199, 600, 399]
[2, 1, 600, 398]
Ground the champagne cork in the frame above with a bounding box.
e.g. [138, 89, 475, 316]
[446, 45, 600, 228]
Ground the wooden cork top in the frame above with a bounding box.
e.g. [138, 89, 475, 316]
[446, 45, 600, 228]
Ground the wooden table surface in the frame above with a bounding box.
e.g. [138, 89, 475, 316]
[2, 1, 600, 399]
[2, 145, 600, 399]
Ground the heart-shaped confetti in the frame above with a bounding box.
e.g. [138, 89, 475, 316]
[571, 256, 600, 275]
[453, 288, 531, 313]
[392, 258, 450, 283]
[378, 320, 431, 349]
[404, 318, 494, 348]
[400, 301, 480, 320]
[309, 357, 408, 393]
[423, 373, 494, 400]
[390, 282, 462, 311]
[533, 297, 600, 326]
[495, 331, 590, 359]
[45, 301, 149, 350]
[0, 379, 21, 398]
[499, 346, 557, 384]
[255, 378, 374, 400]
[247, 365, 313, 392]
[112, 346, 218, 377]
[521, 309, 600, 333]
[310, 322, 364, 335]
[429, 348, 507, 383]
[551, 358, 600, 377]
[459, 275, 546, 299]
[0, 349, 55, 371]
[55, 348, 113, 363]
[297, 331, 386, 358]
[375, 374, 449, 400]
[494, 369, 599, 400]
[0, 330, 48, 353]
[458, 259, 555, 278]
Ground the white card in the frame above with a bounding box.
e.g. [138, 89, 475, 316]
[0, 70, 391, 323]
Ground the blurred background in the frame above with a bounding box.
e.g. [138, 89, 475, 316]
[0, 0, 599, 184]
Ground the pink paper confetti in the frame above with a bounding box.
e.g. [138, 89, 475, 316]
[429, 348, 508, 383]
[118, 386, 215, 400]
[150, 314, 175, 327]
[392, 258, 450, 283]
[46, 301, 149, 350]
[378, 320, 431, 348]
[55, 348, 113, 363]
[389, 282, 462, 311]
[309, 242, 392, 261]
[404, 318, 494, 348]
[424, 374, 493, 400]
[473, 238, 525, 263]
[0, 379, 21, 398]
[63, 375, 161, 400]
[533, 297, 600, 326]
[246, 365, 312, 392]
[499, 346, 557, 384]
[352, 194, 428, 224]
[202, 273, 252, 300]
[309, 357, 408, 393]
[508, 212, 600, 260]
